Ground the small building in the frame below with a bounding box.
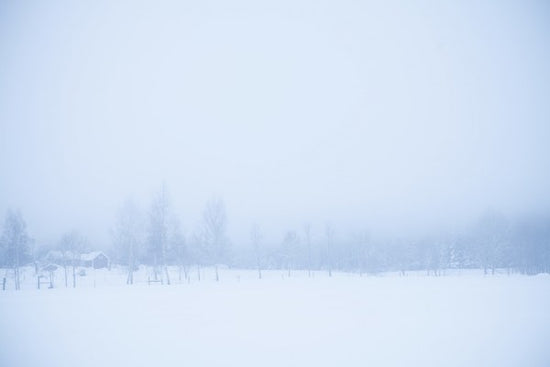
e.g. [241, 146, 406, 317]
[80, 251, 110, 269]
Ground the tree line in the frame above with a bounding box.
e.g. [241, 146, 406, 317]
[1, 187, 550, 289]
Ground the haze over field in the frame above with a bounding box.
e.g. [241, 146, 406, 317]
[1, 2, 550, 367]
[1, 0, 549, 246]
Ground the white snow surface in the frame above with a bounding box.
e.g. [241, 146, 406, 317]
[1, 268, 549, 367]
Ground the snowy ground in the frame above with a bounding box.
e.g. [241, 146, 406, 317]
[1, 267, 549, 367]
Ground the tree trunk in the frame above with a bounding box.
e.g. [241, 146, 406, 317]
[15, 245, 20, 290]
[127, 251, 134, 285]
[327, 250, 332, 277]
[14, 267, 20, 290]
[126, 269, 133, 285]
[164, 266, 171, 285]
[183, 264, 189, 281]
[307, 246, 311, 278]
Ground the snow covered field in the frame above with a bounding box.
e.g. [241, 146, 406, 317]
[1, 269, 549, 367]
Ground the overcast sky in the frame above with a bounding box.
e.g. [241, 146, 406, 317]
[1, 0, 549, 246]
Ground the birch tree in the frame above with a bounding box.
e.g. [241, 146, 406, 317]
[59, 231, 86, 288]
[202, 197, 229, 282]
[282, 230, 298, 277]
[475, 211, 509, 275]
[148, 184, 171, 284]
[303, 223, 312, 277]
[191, 229, 206, 281]
[112, 199, 142, 285]
[250, 223, 262, 279]
[170, 218, 188, 282]
[1, 210, 30, 290]
[354, 231, 369, 276]
[325, 224, 334, 277]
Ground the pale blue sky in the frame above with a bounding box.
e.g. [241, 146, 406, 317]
[1, 0, 549, 245]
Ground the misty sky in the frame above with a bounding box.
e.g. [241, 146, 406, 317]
[1, 0, 549, 246]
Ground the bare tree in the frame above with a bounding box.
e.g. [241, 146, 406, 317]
[112, 199, 142, 285]
[250, 223, 262, 279]
[325, 224, 334, 277]
[202, 197, 229, 282]
[282, 230, 298, 277]
[1, 210, 30, 290]
[190, 229, 206, 282]
[474, 211, 510, 275]
[303, 223, 312, 277]
[171, 218, 188, 282]
[148, 184, 171, 284]
[357, 231, 369, 277]
[59, 231, 86, 288]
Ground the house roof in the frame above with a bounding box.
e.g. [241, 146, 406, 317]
[80, 251, 108, 261]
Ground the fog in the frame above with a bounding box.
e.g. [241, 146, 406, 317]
[1, 0, 549, 247]
[2, 3, 550, 367]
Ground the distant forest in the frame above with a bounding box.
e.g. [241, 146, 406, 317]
[2, 188, 550, 288]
